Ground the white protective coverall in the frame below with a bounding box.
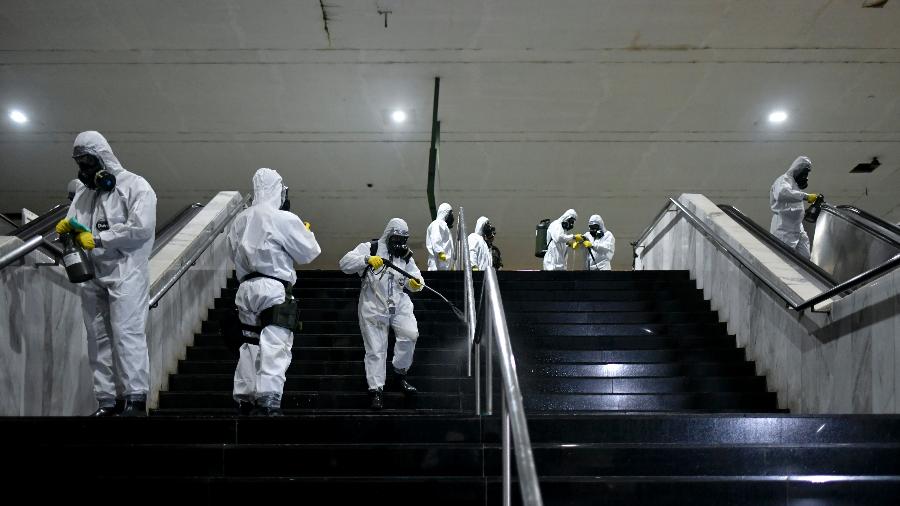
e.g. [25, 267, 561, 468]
[339, 218, 424, 390]
[770, 156, 813, 259]
[468, 216, 493, 271]
[543, 209, 578, 271]
[66, 131, 157, 405]
[425, 202, 454, 271]
[584, 214, 616, 271]
[228, 168, 321, 407]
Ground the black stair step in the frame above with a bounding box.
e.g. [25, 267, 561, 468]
[508, 322, 729, 337]
[498, 414, 900, 445]
[206, 307, 466, 325]
[497, 289, 706, 302]
[521, 392, 780, 412]
[521, 348, 747, 364]
[517, 376, 769, 394]
[218, 287, 467, 301]
[192, 332, 467, 348]
[185, 346, 463, 362]
[496, 270, 691, 280]
[495, 444, 900, 476]
[203, 320, 465, 335]
[528, 362, 760, 378]
[490, 476, 900, 506]
[502, 299, 713, 313]
[506, 311, 719, 324]
[157, 391, 472, 411]
[214, 297, 464, 311]
[497, 280, 702, 291]
[168, 374, 467, 393]
[175, 360, 461, 376]
[513, 335, 737, 350]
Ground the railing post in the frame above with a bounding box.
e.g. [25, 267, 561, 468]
[502, 389, 511, 506]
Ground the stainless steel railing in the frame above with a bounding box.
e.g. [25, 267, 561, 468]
[634, 197, 900, 312]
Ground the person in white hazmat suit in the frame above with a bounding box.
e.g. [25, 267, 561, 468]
[468, 216, 494, 271]
[583, 214, 615, 271]
[770, 156, 820, 259]
[542, 209, 584, 271]
[339, 218, 424, 410]
[425, 202, 455, 271]
[228, 168, 321, 416]
[55, 131, 157, 417]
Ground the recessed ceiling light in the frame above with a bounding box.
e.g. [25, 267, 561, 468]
[768, 110, 788, 124]
[391, 110, 407, 123]
[8, 109, 28, 124]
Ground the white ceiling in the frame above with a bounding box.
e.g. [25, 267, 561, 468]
[2, 0, 899, 269]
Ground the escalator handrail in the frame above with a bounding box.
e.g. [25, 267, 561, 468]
[827, 204, 900, 247]
[637, 198, 900, 312]
[12, 204, 69, 240]
[718, 204, 838, 287]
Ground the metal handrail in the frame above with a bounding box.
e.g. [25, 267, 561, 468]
[718, 204, 839, 287]
[148, 194, 248, 308]
[0, 235, 44, 271]
[636, 198, 900, 312]
[481, 266, 543, 506]
[459, 207, 477, 381]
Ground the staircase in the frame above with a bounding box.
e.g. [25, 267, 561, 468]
[4, 269, 899, 504]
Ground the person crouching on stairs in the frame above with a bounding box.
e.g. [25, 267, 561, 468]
[340, 218, 424, 410]
[228, 168, 321, 416]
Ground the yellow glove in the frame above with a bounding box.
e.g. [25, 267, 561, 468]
[570, 241, 580, 249]
[583, 240, 592, 248]
[805, 193, 818, 204]
[574, 234, 584, 242]
[438, 252, 448, 262]
[367, 255, 384, 269]
[472, 266, 479, 271]
[304, 221, 311, 231]
[56, 218, 73, 235]
[75, 232, 95, 250]
[408, 278, 423, 290]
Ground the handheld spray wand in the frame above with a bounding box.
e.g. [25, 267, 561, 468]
[381, 258, 466, 322]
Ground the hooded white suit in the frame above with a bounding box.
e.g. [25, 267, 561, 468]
[543, 209, 578, 271]
[425, 203, 454, 271]
[339, 218, 424, 389]
[228, 168, 321, 408]
[770, 156, 813, 259]
[66, 131, 157, 406]
[468, 216, 493, 271]
[584, 214, 615, 271]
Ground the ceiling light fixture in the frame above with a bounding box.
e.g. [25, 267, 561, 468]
[768, 110, 788, 124]
[8, 109, 28, 124]
[391, 110, 407, 123]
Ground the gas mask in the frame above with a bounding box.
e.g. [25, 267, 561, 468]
[444, 210, 455, 229]
[280, 185, 291, 211]
[794, 165, 811, 190]
[483, 221, 495, 241]
[74, 153, 116, 191]
[388, 232, 412, 260]
[562, 218, 576, 231]
[589, 224, 604, 238]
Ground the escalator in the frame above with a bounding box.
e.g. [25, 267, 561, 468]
[719, 203, 900, 288]
[809, 204, 900, 284]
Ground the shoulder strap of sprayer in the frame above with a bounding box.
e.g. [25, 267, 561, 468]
[240, 272, 293, 299]
[370, 239, 378, 256]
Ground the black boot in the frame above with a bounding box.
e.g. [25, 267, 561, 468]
[391, 367, 418, 396]
[236, 400, 254, 416]
[89, 405, 118, 417]
[250, 406, 283, 417]
[369, 388, 384, 410]
[121, 398, 147, 417]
